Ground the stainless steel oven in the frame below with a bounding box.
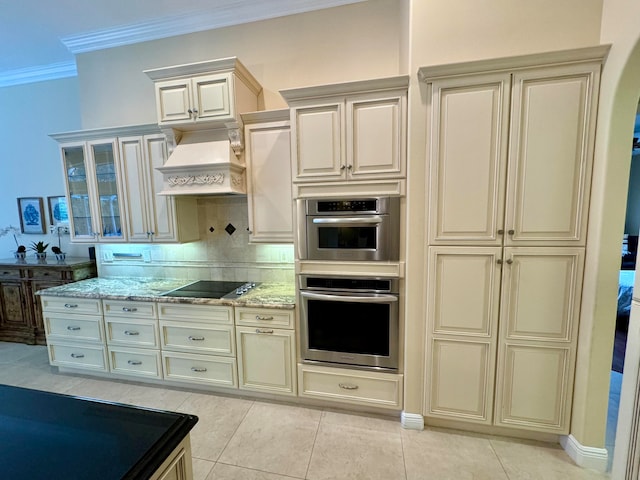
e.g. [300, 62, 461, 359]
[299, 275, 399, 370]
[301, 197, 399, 261]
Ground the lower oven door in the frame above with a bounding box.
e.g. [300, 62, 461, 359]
[299, 290, 399, 370]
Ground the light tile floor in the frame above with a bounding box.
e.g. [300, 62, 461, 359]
[0, 342, 611, 480]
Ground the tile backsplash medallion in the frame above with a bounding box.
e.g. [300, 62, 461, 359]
[96, 197, 294, 283]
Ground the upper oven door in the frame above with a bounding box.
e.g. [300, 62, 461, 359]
[306, 214, 392, 261]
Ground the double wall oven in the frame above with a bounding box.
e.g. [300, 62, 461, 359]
[298, 196, 401, 371]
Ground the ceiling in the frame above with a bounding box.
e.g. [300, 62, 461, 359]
[0, 0, 364, 87]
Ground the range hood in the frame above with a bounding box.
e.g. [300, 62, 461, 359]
[156, 128, 246, 196]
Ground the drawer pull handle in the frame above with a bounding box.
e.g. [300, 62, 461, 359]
[338, 383, 359, 390]
[122, 307, 138, 312]
[64, 303, 79, 308]
[190, 367, 207, 372]
[188, 336, 205, 341]
[255, 315, 274, 321]
[124, 330, 139, 336]
[255, 328, 274, 334]
[70, 353, 85, 359]
[66, 326, 81, 331]
[127, 360, 142, 366]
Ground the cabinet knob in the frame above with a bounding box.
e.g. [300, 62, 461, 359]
[255, 315, 274, 321]
[122, 307, 137, 312]
[67, 326, 81, 331]
[340, 165, 346, 170]
[255, 328, 274, 334]
[497, 259, 503, 265]
[188, 335, 205, 341]
[124, 330, 139, 336]
[187, 108, 193, 114]
[508, 229, 515, 235]
[346, 164, 353, 170]
[506, 258, 513, 264]
[64, 303, 78, 308]
[190, 367, 207, 372]
[127, 360, 142, 366]
[70, 353, 84, 359]
[497, 229, 504, 235]
[192, 108, 198, 114]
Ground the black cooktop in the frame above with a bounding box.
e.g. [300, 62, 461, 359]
[161, 280, 258, 299]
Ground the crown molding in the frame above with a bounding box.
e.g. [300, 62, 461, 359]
[0, 61, 77, 88]
[61, 0, 365, 54]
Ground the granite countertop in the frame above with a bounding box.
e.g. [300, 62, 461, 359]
[37, 277, 296, 309]
[0, 384, 197, 480]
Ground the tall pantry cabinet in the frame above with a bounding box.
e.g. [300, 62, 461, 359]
[419, 46, 608, 434]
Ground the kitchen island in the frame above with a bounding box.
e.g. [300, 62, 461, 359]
[0, 384, 197, 480]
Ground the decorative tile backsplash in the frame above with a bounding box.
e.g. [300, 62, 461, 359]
[97, 196, 294, 283]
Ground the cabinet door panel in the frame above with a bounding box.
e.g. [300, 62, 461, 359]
[500, 247, 584, 342]
[292, 103, 343, 181]
[120, 137, 151, 242]
[505, 64, 599, 245]
[62, 143, 97, 241]
[428, 339, 493, 423]
[0, 282, 27, 329]
[156, 80, 192, 123]
[428, 74, 510, 245]
[495, 345, 571, 432]
[236, 327, 296, 395]
[347, 93, 405, 178]
[144, 135, 179, 242]
[428, 246, 501, 336]
[195, 74, 231, 120]
[245, 121, 293, 243]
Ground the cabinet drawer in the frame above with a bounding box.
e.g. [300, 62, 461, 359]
[40, 296, 102, 315]
[0, 267, 21, 280]
[158, 303, 233, 324]
[160, 321, 235, 356]
[235, 307, 294, 329]
[44, 314, 104, 343]
[105, 317, 159, 348]
[48, 342, 107, 371]
[29, 269, 64, 280]
[162, 352, 237, 388]
[103, 300, 157, 318]
[108, 347, 162, 378]
[297, 364, 403, 409]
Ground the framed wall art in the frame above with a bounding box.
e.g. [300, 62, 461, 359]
[17, 197, 46, 234]
[48, 196, 69, 226]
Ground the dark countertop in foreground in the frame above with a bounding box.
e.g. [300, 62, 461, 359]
[37, 277, 296, 309]
[0, 384, 197, 480]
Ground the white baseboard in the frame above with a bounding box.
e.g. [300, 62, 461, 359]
[401, 411, 424, 430]
[560, 434, 609, 472]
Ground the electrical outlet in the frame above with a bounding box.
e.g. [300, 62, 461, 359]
[142, 249, 151, 263]
[102, 250, 114, 262]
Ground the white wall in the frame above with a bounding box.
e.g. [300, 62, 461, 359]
[0, 77, 87, 258]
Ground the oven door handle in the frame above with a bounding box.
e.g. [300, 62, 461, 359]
[300, 291, 397, 303]
[312, 216, 383, 225]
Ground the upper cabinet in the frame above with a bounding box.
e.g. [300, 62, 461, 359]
[144, 57, 262, 133]
[281, 76, 408, 185]
[422, 54, 603, 247]
[51, 125, 200, 244]
[59, 138, 126, 243]
[242, 110, 294, 244]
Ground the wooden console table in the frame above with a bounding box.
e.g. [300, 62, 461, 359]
[0, 257, 96, 345]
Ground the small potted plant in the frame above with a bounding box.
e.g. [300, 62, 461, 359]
[51, 246, 66, 262]
[15, 244, 26, 261]
[30, 241, 49, 261]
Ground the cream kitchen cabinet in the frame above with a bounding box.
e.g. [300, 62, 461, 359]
[41, 296, 107, 372]
[425, 246, 584, 433]
[242, 110, 293, 244]
[425, 61, 601, 247]
[235, 307, 296, 395]
[119, 134, 199, 243]
[158, 303, 238, 388]
[144, 57, 261, 130]
[281, 76, 408, 184]
[103, 299, 162, 379]
[420, 46, 607, 435]
[57, 138, 127, 243]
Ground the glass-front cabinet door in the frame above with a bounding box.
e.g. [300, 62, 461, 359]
[88, 140, 125, 242]
[61, 139, 126, 243]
